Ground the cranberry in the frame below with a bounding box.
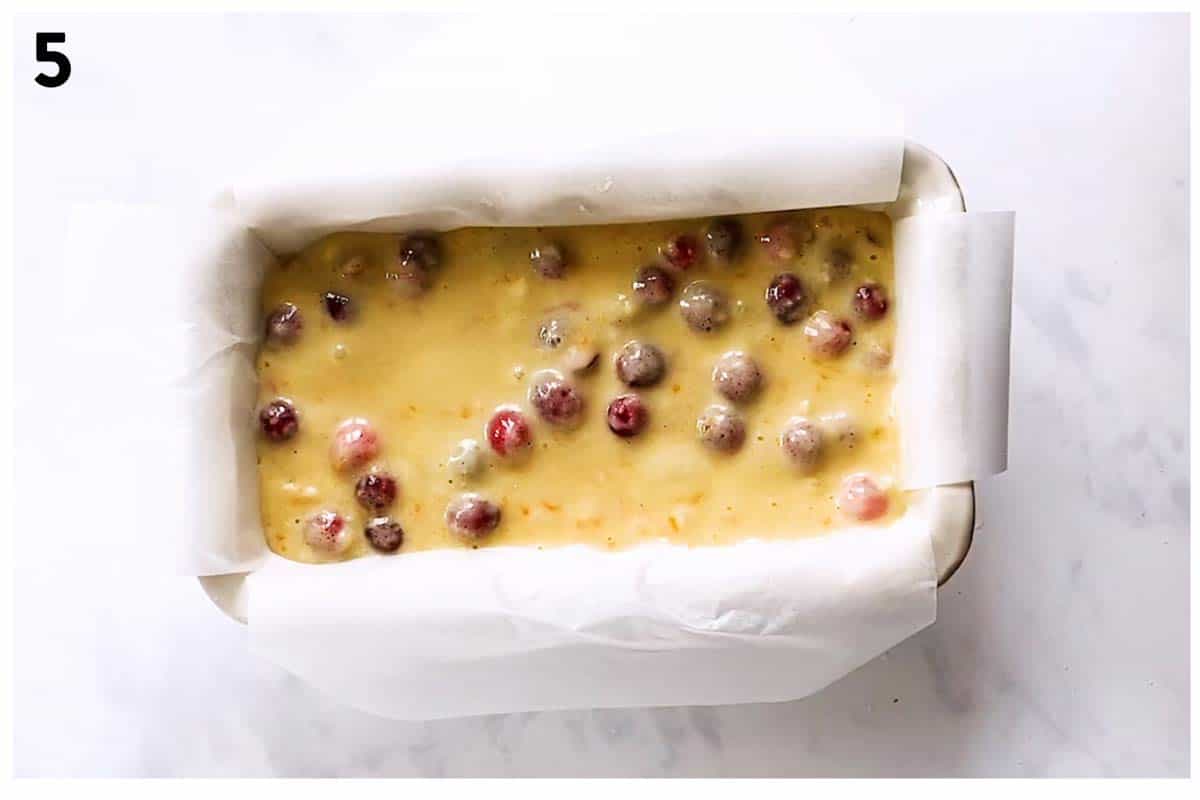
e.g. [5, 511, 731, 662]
[819, 411, 860, 448]
[562, 345, 600, 374]
[537, 315, 570, 349]
[704, 218, 742, 261]
[391, 233, 440, 294]
[852, 283, 889, 320]
[824, 246, 854, 281]
[803, 310, 853, 358]
[445, 494, 502, 540]
[632, 265, 675, 305]
[837, 474, 889, 522]
[863, 342, 892, 370]
[529, 371, 584, 427]
[354, 471, 398, 512]
[660, 234, 699, 270]
[712, 351, 763, 403]
[364, 516, 405, 553]
[304, 510, 350, 553]
[323, 291, 355, 322]
[696, 405, 746, 453]
[765, 273, 808, 324]
[615, 340, 667, 387]
[780, 417, 823, 472]
[399, 233, 440, 272]
[449, 438, 484, 478]
[679, 281, 730, 332]
[607, 394, 649, 438]
[530, 242, 567, 279]
[265, 303, 303, 345]
[486, 407, 533, 457]
[259, 399, 299, 442]
[759, 219, 813, 262]
[330, 418, 380, 472]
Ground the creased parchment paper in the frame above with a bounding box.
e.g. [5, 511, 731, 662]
[66, 17, 1013, 719]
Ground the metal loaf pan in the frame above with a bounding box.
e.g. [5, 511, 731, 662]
[198, 141, 976, 624]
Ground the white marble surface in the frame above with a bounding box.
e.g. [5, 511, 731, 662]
[13, 13, 1189, 776]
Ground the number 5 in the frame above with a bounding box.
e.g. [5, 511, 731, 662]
[35, 32, 71, 88]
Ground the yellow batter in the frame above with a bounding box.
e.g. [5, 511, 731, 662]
[255, 208, 902, 562]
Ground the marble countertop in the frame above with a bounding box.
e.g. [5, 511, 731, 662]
[13, 13, 1188, 777]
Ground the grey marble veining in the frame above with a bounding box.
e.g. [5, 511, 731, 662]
[13, 13, 1189, 777]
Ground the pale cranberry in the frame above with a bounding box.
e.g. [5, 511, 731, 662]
[632, 265, 675, 305]
[364, 517, 404, 553]
[837, 474, 890, 522]
[803, 310, 853, 358]
[537, 315, 570, 349]
[759, 218, 813, 262]
[530, 242, 567, 279]
[765, 273, 808, 324]
[824, 246, 854, 281]
[679, 281, 730, 332]
[561, 345, 600, 374]
[390, 233, 440, 293]
[529, 371, 584, 427]
[330, 418, 380, 472]
[445, 494, 502, 540]
[485, 407, 533, 457]
[615, 340, 666, 387]
[304, 510, 350, 553]
[607, 394, 648, 438]
[259, 399, 299, 442]
[704, 218, 743, 261]
[399, 233, 440, 272]
[265, 303, 303, 345]
[780, 417, 823, 472]
[448, 438, 484, 478]
[712, 351, 763, 403]
[696, 405, 746, 453]
[852, 283, 889, 320]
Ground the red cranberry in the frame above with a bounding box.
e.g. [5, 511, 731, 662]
[679, 281, 730, 332]
[323, 291, 355, 322]
[704, 218, 743, 261]
[852, 283, 889, 320]
[530, 242, 567, 279]
[632, 265, 675, 305]
[803, 310, 853, 358]
[445, 494, 502, 540]
[354, 471, 398, 512]
[607, 394, 649, 438]
[837, 474, 889, 522]
[259, 399, 299, 442]
[304, 510, 350, 553]
[660, 234, 699, 270]
[712, 351, 763, 403]
[529, 372, 584, 427]
[364, 516, 405, 553]
[486, 407, 533, 457]
[265, 303, 303, 345]
[765, 273, 809, 324]
[615, 340, 667, 387]
[330, 418, 380, 472]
